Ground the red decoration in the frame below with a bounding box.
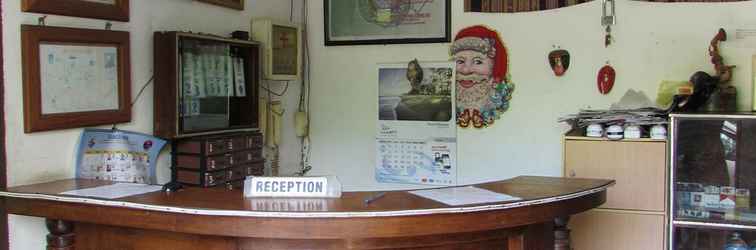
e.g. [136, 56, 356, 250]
[597, 65, 616, 94]
[548, 49, 569, 77]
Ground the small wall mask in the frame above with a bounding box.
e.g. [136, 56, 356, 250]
[548, 49, 570, 76]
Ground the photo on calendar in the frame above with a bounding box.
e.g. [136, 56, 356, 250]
[378, 60, 453, 122]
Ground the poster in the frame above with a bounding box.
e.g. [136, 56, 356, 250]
[76, 128, 166, 184]
[376, 61, 456, 186]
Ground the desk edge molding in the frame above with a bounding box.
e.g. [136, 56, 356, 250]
[0, 183, 610, 218]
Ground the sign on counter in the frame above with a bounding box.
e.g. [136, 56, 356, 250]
[244, 176, 342, 198]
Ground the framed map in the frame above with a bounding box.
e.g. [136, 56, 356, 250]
[22, 0, 129, 22]
[325, 0, 451, 46]
[196, 0, 244, 10]
[21, 25, 131, 133]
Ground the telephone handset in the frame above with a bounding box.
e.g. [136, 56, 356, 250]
[295, 111, 309, 137]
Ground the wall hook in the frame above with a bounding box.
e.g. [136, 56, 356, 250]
[602, 0, 616, 27]
[105, 22, 112, 30]
[602, 0, 616, 47]
[37, 16, 47, 26]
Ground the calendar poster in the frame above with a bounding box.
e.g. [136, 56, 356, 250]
[376, 61, 457, 186]
[75, 128, 166, 184]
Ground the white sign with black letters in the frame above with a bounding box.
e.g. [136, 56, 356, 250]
[244, 176, 329, 197]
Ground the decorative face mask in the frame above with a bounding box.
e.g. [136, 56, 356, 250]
[451, 25, 515, 128]
[597, 64, 616, 95]
[548, 49, 570, 77]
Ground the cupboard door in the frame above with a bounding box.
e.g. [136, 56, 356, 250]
[570, 210, 665, 250]
[565, 140, 666, 211]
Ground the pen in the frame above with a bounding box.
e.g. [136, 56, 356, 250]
[364, 192, 386, 205]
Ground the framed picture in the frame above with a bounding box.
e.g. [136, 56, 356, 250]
[21, 25, 131, 133]
[22, 0, 130, 22]
[196, 0, 244, 10]
[324, 0, 451, 46]
[252, 18, 301, 80]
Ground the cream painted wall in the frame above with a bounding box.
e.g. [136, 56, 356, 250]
[2, 0, 302, 249]
[4, 0, 756, 247]
[302, 0, 756, 191]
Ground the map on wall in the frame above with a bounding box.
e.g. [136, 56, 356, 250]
[82, 0, 117, 4]
[39, 44, 119, 115]
[329, 0, 446, 41]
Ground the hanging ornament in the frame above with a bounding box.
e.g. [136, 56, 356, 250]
[597, 64, 615, 94]
[548, 49, 570, 77]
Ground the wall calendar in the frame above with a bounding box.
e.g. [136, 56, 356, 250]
[376, 61, 457, 186]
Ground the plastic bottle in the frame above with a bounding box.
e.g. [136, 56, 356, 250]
[725, 232, 749, 250]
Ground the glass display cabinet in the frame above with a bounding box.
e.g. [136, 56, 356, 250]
[153, 31, 261, 139]
[670, 113, 756, 250]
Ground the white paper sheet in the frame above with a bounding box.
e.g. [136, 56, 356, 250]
[408, 186, 521, 206]
[60, 183, 162, 199]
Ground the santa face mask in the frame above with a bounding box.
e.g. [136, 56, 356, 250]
[451, 25, 515, 128]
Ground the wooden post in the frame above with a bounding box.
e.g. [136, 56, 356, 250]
[45, 219, 74, 250]
[508, 222, 554, 250]
[554, 216, 571, 250]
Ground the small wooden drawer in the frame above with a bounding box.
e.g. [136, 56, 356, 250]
[232, 150, 263, 165]
[177, 170, 226, 187]
[177, 164, 264, 187]
[244, 162, 265, 176]
[174, 132, 262, 156]
[176, 153, 234, 171]
[171, 131, 265, 188]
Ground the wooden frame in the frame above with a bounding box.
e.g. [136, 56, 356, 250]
[196, 0, 244, 10]
[324, 0, 451, 46]
[153, 32, 261, 139]
[0, 2, 7, 250]
[22, 0, 129, 22]
[21, 25, 131, 133]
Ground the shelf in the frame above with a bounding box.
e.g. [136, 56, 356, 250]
[564, 135, 666, 142]
[674, 206, 756, 229]
[563, 128, 667, 142]
[674, 218, 756, 231]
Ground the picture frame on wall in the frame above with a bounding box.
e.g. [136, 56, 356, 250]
[324, 0, 451, 46]
[252, 18, 302, 80]
[21, 25, 131, 133]
[196, 0, 244, 10]
[22, 0, 130, 22]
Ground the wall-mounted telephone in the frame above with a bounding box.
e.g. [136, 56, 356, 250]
[294, 111, 308, 137]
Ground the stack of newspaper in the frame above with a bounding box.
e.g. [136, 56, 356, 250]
[558, 108, 668, 128]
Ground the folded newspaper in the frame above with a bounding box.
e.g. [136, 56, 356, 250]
[558, 107, 668, 128]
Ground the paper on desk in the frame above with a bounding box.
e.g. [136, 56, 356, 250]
[408, 186, 521, 206]
[60, 183, 162, 199]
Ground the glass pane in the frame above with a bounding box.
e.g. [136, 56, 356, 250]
[674, 227, 756, 250]
[177, 37, 256, 135]
[673, 117, 756, 226]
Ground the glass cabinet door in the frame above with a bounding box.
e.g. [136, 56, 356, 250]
[671, 114, 756, 250]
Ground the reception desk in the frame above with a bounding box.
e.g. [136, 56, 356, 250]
[1, 176, 612, 250]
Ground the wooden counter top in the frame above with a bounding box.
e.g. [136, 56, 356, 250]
[1, 176, 613, 250]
